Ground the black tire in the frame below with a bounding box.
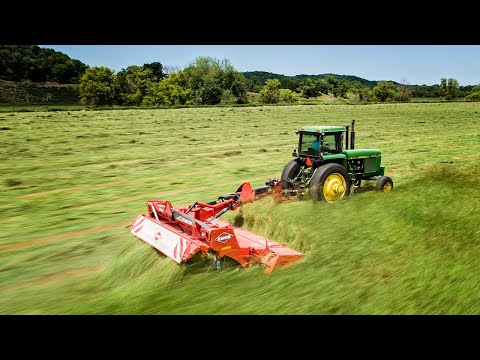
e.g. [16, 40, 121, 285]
[309, 163, 351, 202]
[376, 176, 393, 192]
[281, 159, 302, 190]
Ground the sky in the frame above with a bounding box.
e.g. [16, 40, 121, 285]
[40, 45, 480, 86]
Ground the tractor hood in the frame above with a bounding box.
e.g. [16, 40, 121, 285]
[343, 149, 381, 158]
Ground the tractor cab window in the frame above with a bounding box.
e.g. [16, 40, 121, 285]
[322, 134, 339, 154]
[299, 133, 320, 156]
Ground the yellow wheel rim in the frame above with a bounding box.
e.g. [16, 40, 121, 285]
[383, 182, 392, 192]
[323, 173, 347, 202]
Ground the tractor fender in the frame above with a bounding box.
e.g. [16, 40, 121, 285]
[319, 158, 344, 166]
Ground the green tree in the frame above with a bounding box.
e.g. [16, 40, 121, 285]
[324, 75, 338, 95]
[220, 89, 238, 105]
[279, 88, 299, 103]
[333, 80, 349, 98]
[397, 78, 412, 102]
[183, 57, 247, 105]
[458, 85, 473, 97]
[373, 81, 399, 102]
[316, 79, 330, 94]
[350, 81, 372, 102]
[285, 79, 301, 92]
[319, 76, 350, 98]
[411, 84, 440, 98]
[143, 62, 167, 80]
[465, 92, 480, 101]
[299, 78, 320, 98]
[245, 78, 256, 92]
[114, 65, 157, 105]
[79, 67, 115, 105]
[260, 79, 281, 103]
[142, 71, 192, 106]
[440, 78, 460, 100]
[465, 85, 480, 102]
[447, 78, 459, 100]
[440, 78, 447, 96]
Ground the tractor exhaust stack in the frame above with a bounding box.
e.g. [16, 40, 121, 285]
[345, 124, 350, 150]
[350, 119, 355, 150]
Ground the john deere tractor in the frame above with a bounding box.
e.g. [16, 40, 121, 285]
[281, 120, 393, 202]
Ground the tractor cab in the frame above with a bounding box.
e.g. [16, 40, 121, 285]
[295, 126, 345, 158]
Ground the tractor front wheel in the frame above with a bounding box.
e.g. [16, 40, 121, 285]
[309, 163, 351, 202]
[376, 176, 393, 192]
[281, 159, 302, 190]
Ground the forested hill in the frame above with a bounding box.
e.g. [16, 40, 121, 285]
[242, 71, 392, 91]
[293, 73, 385, 87]
[0, 45, 88, 84]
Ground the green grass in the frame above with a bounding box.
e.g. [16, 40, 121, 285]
[0, 103, 479, 314]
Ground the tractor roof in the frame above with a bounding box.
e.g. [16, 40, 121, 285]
[298, 125, 346, 133]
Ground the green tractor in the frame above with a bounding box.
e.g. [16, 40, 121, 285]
[281, 120, 393, 202]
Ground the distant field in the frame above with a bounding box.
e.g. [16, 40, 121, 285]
[0, 103, 479, 314]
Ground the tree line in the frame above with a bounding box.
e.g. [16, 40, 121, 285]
[80, 57, 249, 106]
[1, 45, 478, 104]
[80, 60, 480, 105]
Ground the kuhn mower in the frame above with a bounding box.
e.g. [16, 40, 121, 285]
[130, 180, 303, 272]
[130, 120, 392, 271]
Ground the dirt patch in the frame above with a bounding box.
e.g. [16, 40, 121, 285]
[454, 153, 480, 160]
[0, 221, 127, 252]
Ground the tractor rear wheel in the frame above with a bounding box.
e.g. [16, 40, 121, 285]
[281, 159, 302, 190]
[309, 163, 351, 202]
[376, 176, 393, 192]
